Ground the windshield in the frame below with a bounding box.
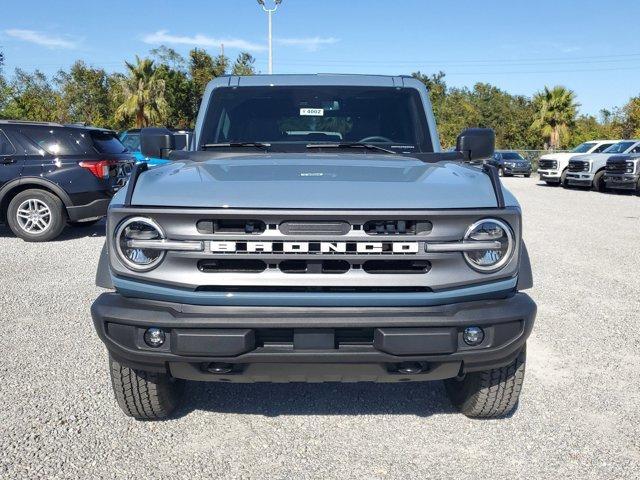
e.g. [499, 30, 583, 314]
[500, 152, 524, 160]
[572, 142, 596, 153]
[603, 141, 635, 154]
[199, 86, 433, 153]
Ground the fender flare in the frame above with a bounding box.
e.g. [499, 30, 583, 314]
[517, 241, 533, 290]
[96, 241, 114, 289]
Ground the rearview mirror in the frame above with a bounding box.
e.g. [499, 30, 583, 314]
[140, 127, 175, 159]
[456, 128, 495, 162]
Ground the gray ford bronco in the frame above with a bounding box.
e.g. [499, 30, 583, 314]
[91, 74, 536, 420]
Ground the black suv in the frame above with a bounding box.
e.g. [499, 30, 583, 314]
[486, 150, 532, 177]
[0, 120, 133, 241]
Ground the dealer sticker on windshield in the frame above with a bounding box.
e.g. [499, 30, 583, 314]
[300, 108, 324, 116]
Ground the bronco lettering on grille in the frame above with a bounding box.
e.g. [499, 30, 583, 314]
[210, 241, 420, 254]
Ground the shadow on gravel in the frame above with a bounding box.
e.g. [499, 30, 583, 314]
[0, 220, 106, 241]
[176, 381, 456, 418]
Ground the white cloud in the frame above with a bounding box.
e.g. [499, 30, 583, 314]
[142, 30, 267, 52]
[275, 36, 340, 52]
[4, 29, 79, 49]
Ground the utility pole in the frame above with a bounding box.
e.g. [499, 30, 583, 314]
[257, 0, 282, 74]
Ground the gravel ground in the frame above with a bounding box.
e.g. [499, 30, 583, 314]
[0, 177, 639, 480]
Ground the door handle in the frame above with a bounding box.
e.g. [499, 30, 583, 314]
[1, 157, 16, 165]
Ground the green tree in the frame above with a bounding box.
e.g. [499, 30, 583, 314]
[532, 86, 579, 149]
[189, 48, 227, 100]
[55, 60, 110, 126]
[621, 96, 640, 138]
[151, 47, 195, 128]
[231, 52, 256, 76]
[1, 69, 61, 121]
[115, 56, 168, 128]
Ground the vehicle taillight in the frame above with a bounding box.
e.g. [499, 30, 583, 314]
[79, 160, 116, 179]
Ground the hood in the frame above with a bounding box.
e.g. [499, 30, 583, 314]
[127, 153, 513, 209]
[540, 152, 585, 161]
[570, 152, 612, 163]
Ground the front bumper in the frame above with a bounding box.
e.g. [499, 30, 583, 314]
[504, 166, 532, 175]
[565, 172, 593, 187]
[91, 292, 536, 383]
[604, 173, 639, 190]
[538, 170, 560, 182]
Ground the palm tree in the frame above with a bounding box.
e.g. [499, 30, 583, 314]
[532, 86, 579, 149]
[115, 56, 168, 128]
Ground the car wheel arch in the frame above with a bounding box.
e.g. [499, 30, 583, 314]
[0, 178, 72, 223]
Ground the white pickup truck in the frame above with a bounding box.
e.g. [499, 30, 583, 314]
[565, 140, 640, 191]
[537, 140, 618, 186]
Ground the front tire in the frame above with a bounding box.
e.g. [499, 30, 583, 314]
[109, 357, 185, 420]
[7, 189, 66, 242]
[444, 347, 526, 418]
[592, 170, 607, 192]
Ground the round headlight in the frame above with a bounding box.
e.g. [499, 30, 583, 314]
[463, 219, 514, 272]
[115, 217, 165, 271]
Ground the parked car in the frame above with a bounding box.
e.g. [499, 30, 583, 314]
[486, 151, 532, 177]
[604, 153, 640, 194]
[119, 128, 192, 167]
[537, 140, 618, 186]
[91, 74, 536, 421]
[0, 120, 134, 241]
[565, 140, 640, 191]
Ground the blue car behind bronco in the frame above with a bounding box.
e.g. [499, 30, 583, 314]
[92, 74, 536, 420]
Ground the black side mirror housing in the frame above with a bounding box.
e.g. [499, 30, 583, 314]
[456, 128, 495, 162]
[140, 127, 175, 159]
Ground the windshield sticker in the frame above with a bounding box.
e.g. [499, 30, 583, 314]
[300, 108, 324, 116]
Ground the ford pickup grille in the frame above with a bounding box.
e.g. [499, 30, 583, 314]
[568, 160, 589, 172]
[606, 159, 633, 174]
[538, 159, 557, 170]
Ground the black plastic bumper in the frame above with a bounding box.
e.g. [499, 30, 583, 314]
[91, 292, 536, 383]
[604, 174, 639, 190]
[67, 197, 111, 221]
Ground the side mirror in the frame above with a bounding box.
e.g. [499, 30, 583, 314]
[456, 128, 495, 162]
[140, 127, 175, 159]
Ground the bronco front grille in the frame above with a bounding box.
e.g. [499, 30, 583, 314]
[108, 206, 523, 292]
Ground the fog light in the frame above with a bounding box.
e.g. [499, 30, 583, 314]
[144, 328, 165, 348]
[463, 327, 484, 346]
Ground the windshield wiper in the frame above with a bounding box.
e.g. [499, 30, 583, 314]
[306, 142, 396, 154]
[201, 142, 271, 151]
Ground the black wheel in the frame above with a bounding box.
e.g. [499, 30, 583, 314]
[6, 189, 67, 242]
[524, 173, 531, 178]
[68, 218, 102, 227]
[560, 170, 569, 188]
[109, 356, 184, 420]
[445, 347, 526, 418]
[637, 177, 640, 196]
[545, 181, 557, 186]
[592, 170, 607, 192]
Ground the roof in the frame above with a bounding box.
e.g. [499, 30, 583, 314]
[0, 119, 115, 133]
[212, 73, 421, 88]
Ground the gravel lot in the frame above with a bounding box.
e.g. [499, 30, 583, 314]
[1, 178, 639, 479]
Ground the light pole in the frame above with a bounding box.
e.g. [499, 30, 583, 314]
[257, 0, 282, 74]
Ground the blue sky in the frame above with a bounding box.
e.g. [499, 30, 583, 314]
[1, 0, 639, 116]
